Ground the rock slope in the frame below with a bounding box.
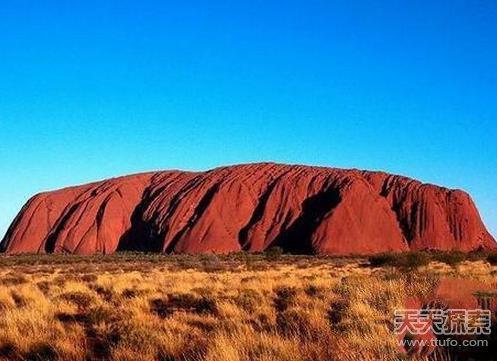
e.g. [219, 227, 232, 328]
[1, 163, 495, 255]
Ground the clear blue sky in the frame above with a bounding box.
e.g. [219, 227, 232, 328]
[0, 0, 496, 239]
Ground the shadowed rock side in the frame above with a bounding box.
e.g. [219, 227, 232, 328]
[1, 163, 495, 255]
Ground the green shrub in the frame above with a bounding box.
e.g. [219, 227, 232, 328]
[264, 246, 284, 261]
[432, 251, 466, 266]
[466, 249, 488, 262]
[368, 253, 398, 267]
[401, 251, 430, 269]
[369, 251, 430, 269]
[199, 254, 226, 272]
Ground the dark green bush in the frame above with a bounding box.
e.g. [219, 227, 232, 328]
[432, 251, 467, 266]
[368, 253, 398, 267]
[369, 251, 430, 269]
[264, 246, 284, 261]
[466, 249, 488, 262]
[401, 251, 430, 269]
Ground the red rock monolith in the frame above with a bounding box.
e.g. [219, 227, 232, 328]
[1, 163, 494, 255]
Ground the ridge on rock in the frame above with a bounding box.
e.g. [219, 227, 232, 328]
[1, 163, 495, 255]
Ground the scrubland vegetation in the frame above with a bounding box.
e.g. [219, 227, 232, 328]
[0, 251, 496, 361]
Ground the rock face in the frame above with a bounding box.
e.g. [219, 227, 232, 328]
[1, 163, 495, 255]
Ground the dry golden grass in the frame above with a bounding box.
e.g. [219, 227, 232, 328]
[0, 253, 496, 361]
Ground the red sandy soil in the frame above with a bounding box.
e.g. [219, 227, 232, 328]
[1, 163, 495, 255]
